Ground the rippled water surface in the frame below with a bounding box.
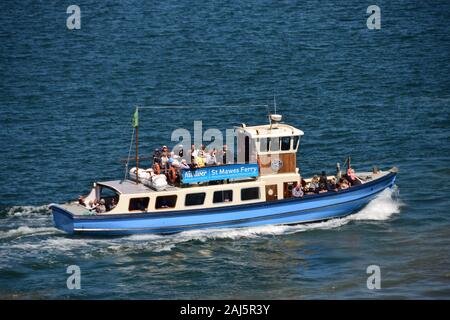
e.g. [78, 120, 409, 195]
[1, 0, 449, 299]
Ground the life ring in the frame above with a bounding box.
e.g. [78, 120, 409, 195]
[153, 163, 161, 175]
[168, 166, 178, 184]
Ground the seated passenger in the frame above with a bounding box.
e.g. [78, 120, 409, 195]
[318, 182, 328, 193]
[109, 198, 117, 210]
[306, 175, 320, 194]
[168, 153, 180, 168]
[301, 178, 307, 189]
[319, 171, 328, 187]
[160, 152, 169, 170]
[338, 178, 350, 190]
[291, 182, 304, 198]
[179, 159, 190, 170]
[189, 156, 198, 169]
[161, 145, 170, 154]
[96, 199, 106, 213]
[152, 148, 161, 165]
[206, 149, 217, 165]
[196, 155, 205, 167]
[346, 168, 362, 186]
[191, 144, 199, 158]
[218, 144, 229, 164]
[78, 196, 86, 207]
[88, 200, 97, 210]
[327, 177, 338, 192]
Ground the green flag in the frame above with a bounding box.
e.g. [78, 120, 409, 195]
[132, 109, 139, 128]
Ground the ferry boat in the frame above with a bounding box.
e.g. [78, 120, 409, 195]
[51, 112, 397, 235]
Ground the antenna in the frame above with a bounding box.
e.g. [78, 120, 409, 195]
[273, 95, 277, 114]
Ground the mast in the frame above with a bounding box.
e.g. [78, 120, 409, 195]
[133, 107, 139, 184]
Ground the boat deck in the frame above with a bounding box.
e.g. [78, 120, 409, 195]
[97, 179, 180, 194]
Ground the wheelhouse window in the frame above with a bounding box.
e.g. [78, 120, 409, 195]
[213, 190, 233, 203]
[293, 136, 300, 150]
[155, 195, 177, 209]
[241, 187, 260, 201]
[281, 136, 291, 151]
[185, 193, 206, 206]
[269, 137, 280, 151]
[259, 138, 269, 152]
[128, 197, 150, 211]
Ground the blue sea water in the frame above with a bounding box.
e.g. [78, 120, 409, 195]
[0, 0, 449, 299]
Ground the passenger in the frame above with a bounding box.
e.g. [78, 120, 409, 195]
[218, 144, 229, 164]
[318, 182, 328, 193]
[171, 151, 180, 161]
[152, 148, 161, 165]
[196, 155, 205, 167]
[306, 175, 320, 194]
[179, 159, 190, 170]
[160, 198, 169, 209]
[319, 171, 328, 192]
[168, 152, 180, 168]
[96, 199, 106, 213]
[191, 144, 199, 158]
[301, 178, 307, 189]
[205, 149, 217, 165]
[88, 200, 97, 211]
[336, 163, 342, 181]
[346, 168, 362, 186]
[189, 156, 198, 169]
[338, 178, 350, 190]
[78, 196, 86, 207]
[161, 145, 169, 154]
[291, 182, 304, 198]
[327, 177, 338, 192]
[109, 198, 117, 210]
[160, 147, 169, 170]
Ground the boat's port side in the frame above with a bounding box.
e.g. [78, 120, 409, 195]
[51, 171, 396, 235]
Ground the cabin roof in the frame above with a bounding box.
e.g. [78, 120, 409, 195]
[97, 179, 179, 194]
[238, 123, 304, 139]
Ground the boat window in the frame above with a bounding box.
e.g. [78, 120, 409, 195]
[185, 192, 206, 206]
[259, 138, 269, 152]
[293, 136, 300, 150]
[128, 197, 150, 211]
[213, 190, 233, 203]
[281, 136, 291, 151]
[155, 195, 177, 209]
[241, 187, 260, 201]
[99, 186, 120, 211]
[269, 137, 280, 151]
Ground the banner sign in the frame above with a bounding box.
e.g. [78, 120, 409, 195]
[181, 163, 259, 184]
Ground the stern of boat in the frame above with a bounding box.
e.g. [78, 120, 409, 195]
[50, 204, 75, 234]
